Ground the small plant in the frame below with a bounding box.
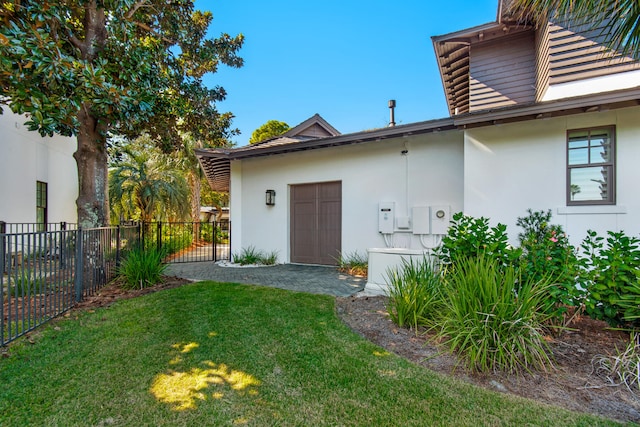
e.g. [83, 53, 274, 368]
[433, 255, 554, 373]
[580, 230, 640, 328]
[118, 245, 167, 289]
[233, 246, 263, 265]
[516, 209, 581, 322]
[386, 256, 443, 331]
[7, 274, 45, 297]
[259, 250, 279, 266]
[592, 333, 640, 394]
[438, 212, 521, 270]
[232, 246, 278, 266]
[335, 251, 368, 276]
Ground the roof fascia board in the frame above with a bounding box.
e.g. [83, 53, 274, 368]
[224, 118, 457, 160]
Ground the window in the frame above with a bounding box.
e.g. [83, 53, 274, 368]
[36, 181, 47, 231]
[567, 126, 615, 205]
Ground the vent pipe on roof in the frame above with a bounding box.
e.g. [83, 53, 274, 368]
[388, 99, 396, 127]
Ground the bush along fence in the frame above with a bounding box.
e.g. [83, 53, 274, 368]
[0, 220, 231, 346]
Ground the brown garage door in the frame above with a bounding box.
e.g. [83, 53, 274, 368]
[290, 181, 341, 265]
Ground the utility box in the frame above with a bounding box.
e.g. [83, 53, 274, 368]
[412, 206, 430, 235]
[378, 202, 395, 234]
[430, 205, 451, 235]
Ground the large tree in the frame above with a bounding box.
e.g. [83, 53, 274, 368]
[0, 1, 243, 228]
[509, 0, 639, 59]
[249, 120, 290, 144]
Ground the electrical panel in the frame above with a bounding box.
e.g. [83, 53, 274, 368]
[396, 216, 411, 229]
[430, 205, 451, 235]
[378, 202, 395, 234]
[412, 206, 430, 234]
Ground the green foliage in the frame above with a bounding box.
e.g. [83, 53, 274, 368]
[516, 209, 582, 320]
[0, 1, 243, 226]
[335, 251, 368, 276]
[580, 230, 640, 328]
[118, 245, 167, 289]
[232, 246, 278, 265]
[109, 139, 190, 223]
[249, 120, 290, 144]
[7, 275, 45, 298]
[508, 0, 640, 60]
[438, 212, 521, 269]
[386, 257, 443, 331]
[433, 256, 554, 373]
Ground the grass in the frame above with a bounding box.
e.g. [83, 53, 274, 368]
[0, 282, 620, 426]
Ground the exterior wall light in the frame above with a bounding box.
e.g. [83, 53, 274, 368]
[265, 189, 276, 206]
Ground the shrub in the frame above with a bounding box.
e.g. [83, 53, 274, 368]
[118, 245, 167, 289]
[335, 251, 368, 276]
[233, 246, 263, 265]
[433, 255, 554, 373]
[580, 230, 640, 328]
[386, 256, 443, 331]
[232, 246, 278, 266]
[259, 250, 279, 266]
[7, 275, 45, 297]
[438, 212, 521, 270]
[516, 209, 581, 320]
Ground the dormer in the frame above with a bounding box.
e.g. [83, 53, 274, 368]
[433, 0, 640, 116]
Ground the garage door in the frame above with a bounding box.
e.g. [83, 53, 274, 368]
[290, 181, 341, 265]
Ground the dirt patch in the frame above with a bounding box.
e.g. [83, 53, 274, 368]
[74, 275, 192, 310]
[336, 295, 640, 424]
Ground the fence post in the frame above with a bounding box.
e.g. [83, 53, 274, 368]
[157, 222, 162, 251]
[74, 228, 84, 303]
[115, 225, 121, 269]
[0, 227, 4, 345]
[0, 222, 5, 275]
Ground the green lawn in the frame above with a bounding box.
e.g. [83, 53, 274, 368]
[0, 282, 624, 426]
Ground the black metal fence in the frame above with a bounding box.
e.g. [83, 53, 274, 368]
[144, 221, 231, 263]
[1, 221, 230, 346]
[1, 225, 139, 346]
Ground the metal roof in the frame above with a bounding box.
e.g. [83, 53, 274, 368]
[197, 87, 640, 192]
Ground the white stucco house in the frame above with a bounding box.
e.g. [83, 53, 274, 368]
[197, 2, 640, 270]
[0, 107, 78, 227]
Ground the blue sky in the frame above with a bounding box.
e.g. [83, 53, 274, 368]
[196, 1, 499, 146]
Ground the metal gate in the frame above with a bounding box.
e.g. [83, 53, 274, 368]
[143, 221, 231, 263]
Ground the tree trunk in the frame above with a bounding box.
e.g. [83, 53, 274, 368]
[74, 106, 109, 228]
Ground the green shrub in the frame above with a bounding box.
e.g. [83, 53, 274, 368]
[438, 212, 521, 270]
[516, 209, 582, 320]
[433, 255, 554, 373]
[259, 250, 279, 266]
[232, 246, 278, 266]
[335, 251, 368, 276]
[580, 230, 640, 328]
[7, 275, 45, 297]
[386, 256, 443, 331]
[118, 245, 167, 289]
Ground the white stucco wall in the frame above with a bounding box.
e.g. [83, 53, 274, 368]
[229, 131, 464, 262]
[464, 106, 640, 245]
[0, 108, 78, 224]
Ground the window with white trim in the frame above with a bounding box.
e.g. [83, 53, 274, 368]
[567, 126, 615, 205]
